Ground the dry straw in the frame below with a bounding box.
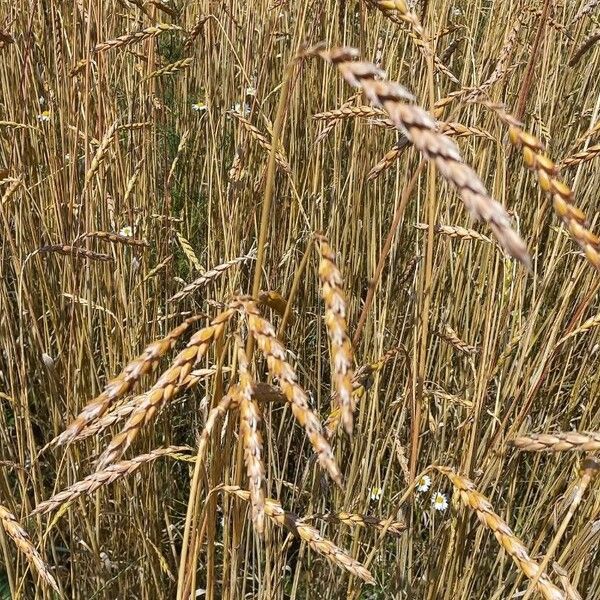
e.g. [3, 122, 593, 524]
[310, 46, 530, 267]
[315, 235, 354, 436]
[222, 486, 374, 583]
[436, 467, 565, 600]
[0, 504, 59, 592]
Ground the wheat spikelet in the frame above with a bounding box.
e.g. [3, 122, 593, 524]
[559, 143, 600, 169]
[315, 235, 354, 436]
[32, 446, 189, 516]
[74, 231, 149, 248]
[230, 111, 291, 173]
[37, 244, 113, 262]
[235, 342, 265, 536]
[309, 47, 529, 266]
[94, 24, 181, 53]
[490, 105, 600, 270]
[438, 324, 478, 355]
[436, 467, 565, 600]
[569, 29, 600, 66]
[363, 0, 459, 83]
[308, 511, 406, 536]
[222, 486, 374, 583]
[144, 58, 194, 80]
[239, 299, 342, 485]
[0, 504, 59, 591]
[415, 223, 492, 243]
[54, 316, 204, 446]
[169, 252, 256, 302]
[510, 431, 600, 452]
[96, 309, 234, 469]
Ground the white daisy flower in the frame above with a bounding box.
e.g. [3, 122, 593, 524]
[431, 492, 448, 512]
[231, 102, 251, 116]
[245, 85, 257, 97]
[370, 486, 383, 502]
[39, 96, 46, 105]
[119, 226, 133, 237]
[191, 102, 207, 112]
[415, 474, 431, 493]
[37, 111, 51, 122]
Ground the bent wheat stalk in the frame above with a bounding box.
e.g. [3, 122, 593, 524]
[436, 467, 565, 600]
[310, 46, 530, 267]
[510, 431, 600, 452]
[315, 235, 354, 436]
[0, 504, 59, 592]
[222, 486, 374, 583]
[96, 309, 234, 469]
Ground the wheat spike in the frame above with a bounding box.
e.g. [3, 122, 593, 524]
[415, 223, 492, 243]
[489, 104, 600, 270]
[436, 467, 565, 600]
[175, 231, 203, 272]
[235, 341, 265, 536]
[144, 57, 194, 80]
[315, 235, 354, 435]
[559, 143, 600, 169]
[0, 504, 59, 591]
[222, 486, 374, 583]
[74, 231, 149, 248]
[438, 324, 479, 355]
[572, 0, 600, 23]
[238, 299, 342, 486]
[53, 316, 204, 446]
[32, 446, 189, 516]
[309, 46, 529, 266]
[37, 244, 113, 262]
[96, 309, 234, 469]
[569, 29, 600, 66]
[169, 252, 256, 303]
[308, 511, 406, 536]
[94, 24, 181, 53]
[510, 431, 600, 452]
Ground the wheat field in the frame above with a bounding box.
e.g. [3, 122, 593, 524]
[0, 0, 599, 598]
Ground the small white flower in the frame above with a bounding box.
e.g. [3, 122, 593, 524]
[119, 226, 133, 237]
[415, 474, 431, 493]
[451, 7, 462, 17]
[39, 96, 46, 105]
[431, 492, 448, 512]
[231, 102, 251, 116]
[37, 111, 51, 122]
[245, 85, 256, 97]
[64, 153, 71, 161]
[191, 102, 207, 112]
[370, 486, 383, 501]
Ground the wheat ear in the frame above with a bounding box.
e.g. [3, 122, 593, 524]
[168, 252, 256, 302]
[96, 309, 234, 469]
[74, 231, 149, 248]
[239, 299, 342, 486]
[559, 143, 600, 170]
[54, 316, 204, 446]
[415, 223, 492, 243]
[32, 446, 189, 516]
[308, 511, 406, 536]
[315, 235, 354, 436]
[310, 46, 530, 267]
[0, 504, 59, 592]
[222, 486, 374, 583]
[235, 341, 265, 536]
[438, 324, 478, 355]
[38, 244, 113, 262]
[490, 105, 600, 270]
[436, 467, 565, 600]
[94, 24, 181, 52]
[510, 431, 600, 452]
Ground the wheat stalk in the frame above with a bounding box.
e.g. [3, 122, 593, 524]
[0, 504, 59, 592]
[510, 431, 600, 452]
[436, 467, 565, 600]
[315, 235, 354, 436]
[32, 446, 189, 516]
[96, 309, 234, 469]
[94, 24, 182, 53]
[53, 316, 204, 446]
[222, 486, 374, 583]
[238, 299, 342, 486]
[309, 46, 530, 266]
